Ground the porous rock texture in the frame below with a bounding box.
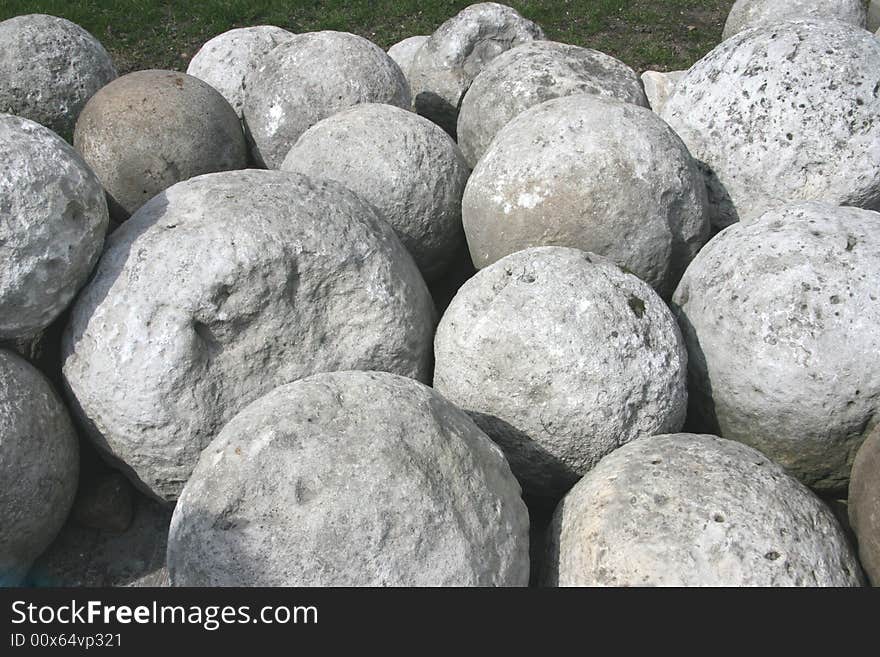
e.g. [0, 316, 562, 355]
[73, 70, 248, 221]
[641, 69, 685, 115]
[62, 170, 436, 503]
[662, 20, 880, 230]
[186, 25, 295, 118]
[167, 371, 530, 587]
[463, 94, 709, 297]
[0, 349, 79, 586]
[0, 14, 117, 138]
[457, 40, 649, 168]
[672, 202, 880, 492]
[387, 35, 429, 84]
[849, 424, 880, 586]
[434, 247, 688, 500]
[281, 103, 470, 282]
[542, 433, 865, 586]
[0, 114, 109, 340]
[408, 3, 545, 137]
[723, 0, 866, 40]
[243, 31, 410, 169]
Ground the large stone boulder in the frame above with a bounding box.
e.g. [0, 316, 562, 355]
[641, 69, 685, 115]
[0, 14, 116, 138]
[281, 103, 470, 282]
[74, 70, 247, 222]
[463, 94, 709, 297]
[723, 0, 866, 40]
[672, 202, 880, 493]
[434, 247, 688, 500]
[542, 433, 864, 586]
[387, 35, 429, 85]
[849, 424, 880, 586]
[0, 349, 79, 586]
[243, 31, 410, 169]
[409, 3, 544, 137]
[167, 371, 530, 586]
[62, 170, 436, 503]
[0, 115, 108, 340]
[457, 41, 648, 167]
[662, 20, 880, 230]
[186, 26, 295, 118]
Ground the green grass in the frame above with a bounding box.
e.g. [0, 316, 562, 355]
[0, 1, 734, 74]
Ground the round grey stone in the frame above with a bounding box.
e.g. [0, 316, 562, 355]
[662, 20, 880, 230]
[409, 2, 545, 137]
[640, 69, 686, 115]
[723, 0, 866, 40]
[62, 170, 436, 503]
[243, 31, 410, 169]
[0, 349, 79, 586]
[281, 103, 470, 282]
[186, 26, 295, 118]
[463, 94, 709, 297]
[73, 70, 248, 221]
[457, 41, 648, 168]
[672, 202, 880, 492]
[542, 433, 864, 586]
[167, 370, 530, 586]
[387, 35, 429, 85]
[434, 247, 688, 500]
[0, 114, 109, 340]
[849, 423, 880, 586]
[0, 14, 117, 138]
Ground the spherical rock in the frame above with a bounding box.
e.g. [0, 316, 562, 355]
[0, 349, 79, 586]
[73, 70, 248, 221]
[0, 14, 116, 138]
[542, 433, 864, 586]
[186, 26, 295, 118]
[243, 31, 410, 169]
[168, 370, 530, 586]
[387, 35, 429, 84]
[662, 20, 880, 229]
[463, 94, 709, 297]
[672, 202, 880, 492]
[723, 0, 866, 40]
[641, 69, 685, 115]
[457, 41, 648, 168]
[434, 247, 688, 500]
[409, 3, 544, 137]
[0, 114, 109, 340]
[62, 170, 435, 502]
[849, 424, 880, 585]
[282, 103, 469, 282]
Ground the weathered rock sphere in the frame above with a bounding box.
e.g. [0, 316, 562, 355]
[73, 70, 248, 221]
[0, 349, 79, 586]
[849, 424, 880, 586]
[662, 20, 880, 229]
[186, 26, 295, 118]
[0, 114, 108, 340]
[409, 2, 544, 137]
[168, 371, 530, 586]
[723, 0, 866, 40]
[463, 94, 709, 297]
[457, 41, 648, 167]
[641, 69, 685, 115]
[282, 103, 470, 282]
[542, 433, 864, 586]
[243, 31, 410, 169]
[387, 35, 429, 85]
[672, 202, 880, 492]
[0, 14, 117, 137]
[434, 247, 688, 500]
[62, 170, 436, 503]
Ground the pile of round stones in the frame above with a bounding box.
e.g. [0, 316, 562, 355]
[2, 1, 879, 587]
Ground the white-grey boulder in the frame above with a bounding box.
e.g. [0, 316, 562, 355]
[662, 20, 880, 230]
[542, 433, 864, 586]
[387, 35, 429, 85]
[434, 247, 688, 500]
[672, 202, 880, 492]
[463, 94, 709, 297]
[0, 14, 116, 138]
[640, 69, 685, 115]
[409, 3, 544, 137]
[281, 103, 469, 282]
[458, 41, 648, 168]
[243, 31, 410, 169]
[0, 114, 109, 340]
[723, 0, 866, 40]
[168, 371, 530, 586]
[1, 349, 79, 586]
[62, 170, 436, 503]
[186, 26, 295, 118]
